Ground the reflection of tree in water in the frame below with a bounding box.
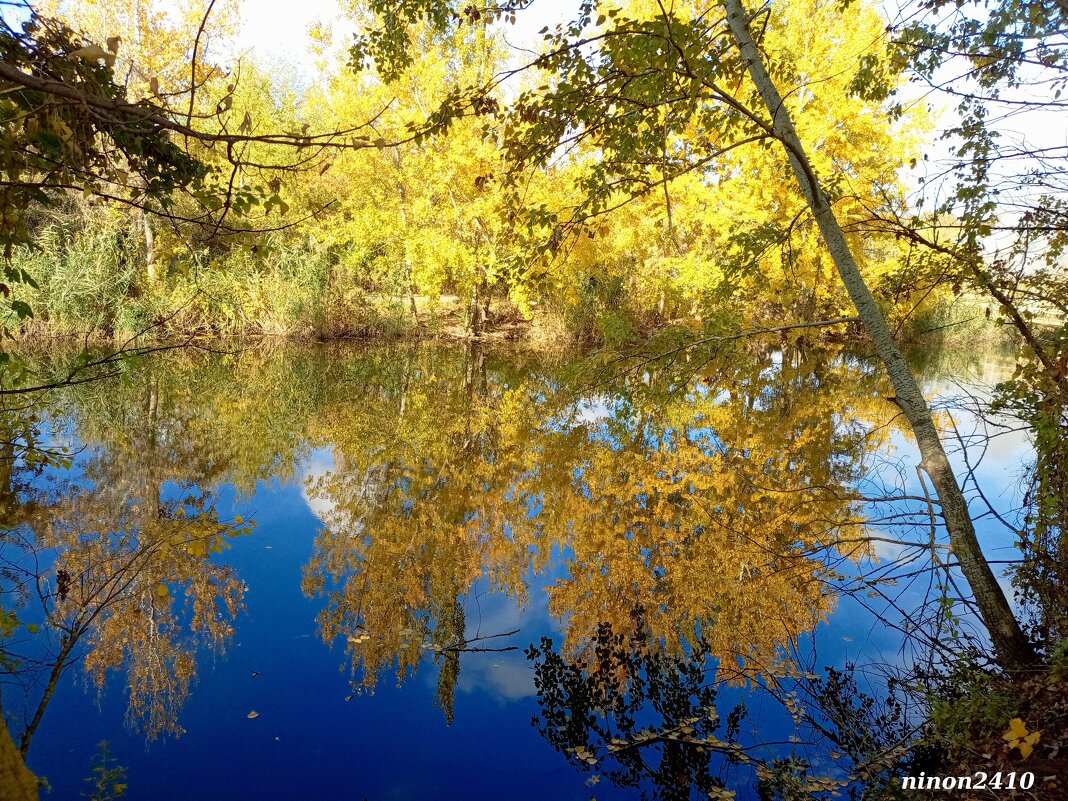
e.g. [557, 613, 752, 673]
[523, 348, 889, 674]
[0, 369, 249, 756]
[531, 609, 736, 801]
[43, 484, 245, 745]
[529, 611, 920, 801]
[302, 343, 891, 721]
[1, 342, 1040, 793]
[301, 345, 533, 717]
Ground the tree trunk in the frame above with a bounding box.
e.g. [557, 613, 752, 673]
[467, 278, 489, 337]
[396, 185, 420, 326]
[722, 0, 1035, 668]
[408, 277, 419, 324]
[142, 210, 156, 284]
[19, 633, 76, 757]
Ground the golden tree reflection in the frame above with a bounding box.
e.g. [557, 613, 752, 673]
[1, 373, 249, 755]
[301, 346, 537, 715]
[526, 352, 891, 675]
[2, 343, 900, 744]
[301, 344, 894, 713]
[39, 485, 245, 743]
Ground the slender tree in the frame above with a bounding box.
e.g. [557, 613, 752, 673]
[719, 0, 1034, 666]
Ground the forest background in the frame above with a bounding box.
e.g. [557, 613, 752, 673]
[2, 0, 1006, 346]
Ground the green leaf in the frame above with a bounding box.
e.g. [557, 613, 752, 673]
[10, 300, 33, 319]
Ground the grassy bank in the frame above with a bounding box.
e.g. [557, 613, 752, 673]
[897, 293, 1020, 348]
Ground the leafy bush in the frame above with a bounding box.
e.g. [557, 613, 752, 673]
[928, 665, 1019, 761]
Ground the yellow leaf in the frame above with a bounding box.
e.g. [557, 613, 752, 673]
[1018, 741, 1034, 759]
[1004, 718, 1029, 740]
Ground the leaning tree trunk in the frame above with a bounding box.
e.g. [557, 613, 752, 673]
[722, 0, 1035, 668]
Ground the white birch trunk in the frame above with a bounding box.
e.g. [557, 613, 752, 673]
[721, 0, 1033, 668]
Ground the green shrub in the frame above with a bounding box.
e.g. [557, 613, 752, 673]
[928, 666, 1019, 761]
[1051, 638, 1068, 682]
[898, 294, 1013, 346]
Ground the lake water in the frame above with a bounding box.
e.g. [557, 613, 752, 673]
[2, 340, 1031, 800]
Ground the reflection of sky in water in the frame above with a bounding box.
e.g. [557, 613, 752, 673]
[28, 475, 585, 801]
[862, 360, 1033, 627]
[19, 347, 1032, 800]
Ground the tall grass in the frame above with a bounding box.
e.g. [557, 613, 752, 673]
[13, 206, 146, 335]
[167, 240, 417, 338]
[897, 293, 1016, 347]
[12, 213, 417, 341]
[15, 206, 1013, 349]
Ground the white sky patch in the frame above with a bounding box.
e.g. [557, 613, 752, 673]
[234, 0, 573, 78]
[300, 447, 338, 521]
[236, 0, 345, 64]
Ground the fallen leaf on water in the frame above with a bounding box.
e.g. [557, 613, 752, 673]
[345, 695, 353, 702]
[251, 671, 260, 678]
[247, 711, 259, 719]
